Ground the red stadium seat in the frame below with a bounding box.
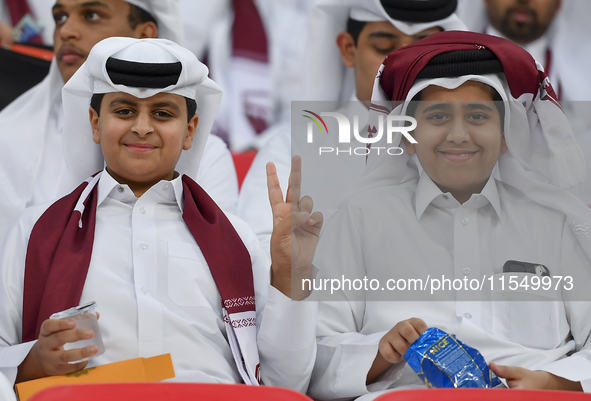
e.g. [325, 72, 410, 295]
[29, 382, 313, 401]
[232, 150, 257, 189]
[374, 388, 591, 401]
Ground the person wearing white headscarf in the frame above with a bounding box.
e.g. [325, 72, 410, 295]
[482, 0, 562, 94]
[0, 37, 316, 392]
[455, 1, 591, 211]
[0, 0, 238, 242]
[177, 0, 317, 152]
[238, 0, 467, 260]
[541, 0, 591, 205]
[306, 31, 591, 400]
[459, 0, 591, 103]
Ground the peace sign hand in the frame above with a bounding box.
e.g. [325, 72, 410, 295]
[267, 156, 322, 300]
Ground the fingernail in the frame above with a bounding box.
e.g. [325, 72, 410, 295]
[67, 320, 76, 328]
[89, 346, 98, 354]
[85, 329, 94, 337]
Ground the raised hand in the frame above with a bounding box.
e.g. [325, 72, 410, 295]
[267, 156, 323, 300]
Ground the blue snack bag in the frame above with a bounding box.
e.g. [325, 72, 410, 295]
[404, 327, 502, 388]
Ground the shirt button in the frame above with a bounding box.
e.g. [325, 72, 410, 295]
[463, 313, 472, 319]
[117, 186, 124, 193]
[463, 268, 471, 275]
[461, 217, 469, 225]
[163, 183, 170, 191]
[139, 242, 148, 250]
[139, 206, 146, 215]
[141, 287, 149, 294]
[442, 195, 449, 200]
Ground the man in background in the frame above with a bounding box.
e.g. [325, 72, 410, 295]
[484, 0, 562, 94]
[0, 0, 238, 240]
[237, 0, 467, 258]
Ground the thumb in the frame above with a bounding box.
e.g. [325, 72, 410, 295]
[490, 362, 516, 380]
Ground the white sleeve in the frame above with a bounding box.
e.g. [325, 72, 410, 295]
[197, 134, 239, 214]
[308, 203, 403, 400]
[0, 372, 17, 401]
[0, 205, 47, 385]
[0, 343, 36, 385]
[258, 286, 317, 393]
[227, 213, 317, 393]
[236, 126, 291, 261]
[538, 222, 591, 387]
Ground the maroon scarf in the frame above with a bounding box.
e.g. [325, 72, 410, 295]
[6, 0, 31, 26]
[232, 0, 270, 137]
[376, 31, 558, 106]
[22, 174, 254, 342]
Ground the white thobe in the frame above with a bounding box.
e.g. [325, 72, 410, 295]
[237, 98, 368, 259]
[182, 0, 315, 151]
[236, 121, 291, 260]
[309, 173, 591, 400]
[0, 169, 316, 392]
[0, 61, 238, 240]
[0, 372, 16, 401]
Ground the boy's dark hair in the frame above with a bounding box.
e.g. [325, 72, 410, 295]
[127, 4, 158, 30]
[90, 93, 197, 123]
[346, 18, 367, 46]
[405, 86, 505, 130]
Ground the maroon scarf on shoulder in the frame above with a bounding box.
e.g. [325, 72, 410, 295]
[22, 172, 260, 384]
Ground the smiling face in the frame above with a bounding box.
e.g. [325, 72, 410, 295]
[90, 92, 198, 196]
[337, 21, 442, 102]
[405, 81, 507, 204]
[485, 0, 561, 45]
[52, 0, 157, 83]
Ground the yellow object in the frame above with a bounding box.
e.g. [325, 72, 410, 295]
[16, 354, 175, 401]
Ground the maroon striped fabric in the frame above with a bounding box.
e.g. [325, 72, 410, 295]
[181, 175, 255, 315]
[22, 174, 254, 342]
[231, 0, 268, 63]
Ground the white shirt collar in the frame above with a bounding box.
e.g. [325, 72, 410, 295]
[415, 173, 502, 220]
[97, 169, 185, 211]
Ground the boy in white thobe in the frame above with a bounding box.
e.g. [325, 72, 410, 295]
[237, 0, 468, 259]
[0, 37, 316, 393]
[299, 31, 591, 400]
[0, 0, 238, 243]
